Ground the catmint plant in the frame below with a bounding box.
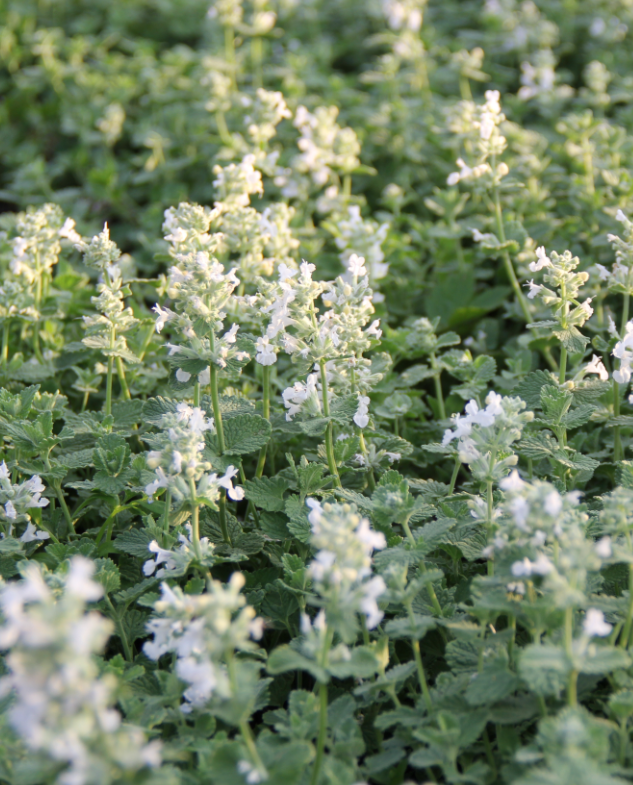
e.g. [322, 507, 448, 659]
[144, 574, 266, 779]
[0, 557, 161, 784]
[78, 225, 139, 417]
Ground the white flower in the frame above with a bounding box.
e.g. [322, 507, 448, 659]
[543, 490, 562, 517]
[4, 501, 17, 520]
[198, 367, 210, 385]
[255, 335, 277, 366]
[525, 279, 542, 299]
[595, 536, 612, 558]
[176, 368, 192, 383]
[584, 354, 608, 381]
[58, 217, 82, 244]
[583, 608, 612, 637]
[529, 246, 552, 272]
[348, 253, 367, 278]
[218, 466, 245, 501]
[499, 469, 525, 492]
[19, 522, 49, 543]
[511, 554, 553, 577]
[353, 395, 370, 429]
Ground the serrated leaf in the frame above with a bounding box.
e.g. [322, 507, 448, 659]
[244, 476, 288, 512]
[465, 664, 521, 706]
[267, 645, 328, 682]
[143, 396, 178, 424]
[211, 413, 271, 455]
[114, 529, 154, 559]
[513, 370, 553, 410]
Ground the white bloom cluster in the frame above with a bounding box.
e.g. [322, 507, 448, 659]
[143, 574, 263, 712]
[612, 320, 633, 385]
[144, 403, 244, 505]
[0, 461, 50, 541]
[207, 0, 243, 28]
[306, 500, 387, 629]
[517, 49, 573, 104]
[442, 392, 533, 482]
[9, 203, 66, 285]
[266, 258, 382, 421]
[244, 88, 292, 146]
[78, 225, 139, 358]
[143, 522, 216, 577]
[583, 608, 612, 638]
[0, 557, 160, 784]
[447, 90, 509, 186]
[292, 105, 361, 187]
[212, 154, 264, 210]
[156, 202, 251, 374]
[382, 0, 425, 32]
[334, 206, 390, 283]
[526, 247, 594, 336]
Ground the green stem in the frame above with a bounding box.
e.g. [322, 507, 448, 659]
[493, 187, 532, 326]
[319, 360, 341, 488]
[1, 322, 8, 372]
[115, 357, 131, 400]
[406, 601, 433, 712]
[251, 36, 263, 88]
[615, 291, 630, 462]
[486, 480, 494, 577]
[225, 26, 237, 90]
[620, 564, 633, 649]
[105, 594, 133, 662]
[311, 682, 328, 785]
[227, 650, 267, 780]
[614, 378, 623, 462]
[105, 327, 116, 418]
[189, 479, 203, 561]
[255, 365, 270, 479]
[402, 518, 444, 620]
[564, 607, 577, 706]
[559, 346, 567, 385]
[448, 456, 460, 495]
[162, 490, 171, 532]
[209, 363, 226, 454]
[430, 354, 446, 420]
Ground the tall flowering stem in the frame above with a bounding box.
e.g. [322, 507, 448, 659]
[319, 359, 342, 488]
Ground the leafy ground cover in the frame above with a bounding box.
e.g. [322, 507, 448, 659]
[4, 1, 633, 783]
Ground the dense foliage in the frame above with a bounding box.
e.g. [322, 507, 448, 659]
[5, 1, 633, 783]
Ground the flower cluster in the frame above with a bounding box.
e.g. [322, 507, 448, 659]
[333, 205, 390, 284]
[0, 558, 160, 784]
[143, 574, 263, 712]
[526, 247, 593, 357]
[442, 391, 534, 482]
[144, 403, 243, 506]
[447, 90, 509, 186]
[292, 105, 361, 187]
[306, 499, 387, 632]
[78, 225, 139, 367]
[0, 461, 50, 541]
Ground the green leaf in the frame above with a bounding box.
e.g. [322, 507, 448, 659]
[465, 664, 521, 706]
[267, 645, 328, 683]
[385, 614, 436, 640]
[211, 413, 271, 455]
[513, 370, 553, 410]
[143, 396, 178, 424]
[518, 644, 569, 696]
[114, 529, 154, 559]
[93, 558, 121, 594]
[327, 646, 380, 679]
[244, 476, 287, 512]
